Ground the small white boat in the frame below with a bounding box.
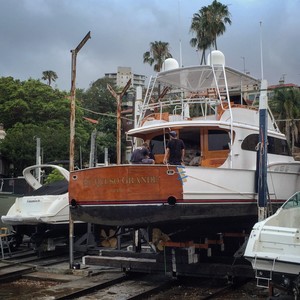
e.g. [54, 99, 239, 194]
[2, 164, 69, 226]
[1, 164, 71, 250]
[244, 191, 300, 295]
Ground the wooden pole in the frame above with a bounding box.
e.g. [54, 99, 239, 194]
[69, 31, 91, 269]
[107, 79, 131, 165]
[69, 31, 91, 172]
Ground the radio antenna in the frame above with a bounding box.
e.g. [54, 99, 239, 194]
[178, 0, 183, 67]
[260, 21, 264, 80]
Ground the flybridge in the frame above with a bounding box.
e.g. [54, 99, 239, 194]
[136, 51, 260, 128]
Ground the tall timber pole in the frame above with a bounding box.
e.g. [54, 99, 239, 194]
[69, 31, 91, 268]
[107, 79, 131, 165]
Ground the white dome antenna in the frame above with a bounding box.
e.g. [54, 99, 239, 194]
[162, 58, 179, 71]
[207, 50, 225, 66]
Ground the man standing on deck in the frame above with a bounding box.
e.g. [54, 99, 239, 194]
[163, 131, 185, 165]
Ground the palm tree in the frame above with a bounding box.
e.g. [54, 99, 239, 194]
[270, 87, 300, 152]
[206, 0, 232, 50]
[42, 70, 58, 86]
[190, 0, 232, 64]
[190, 8, 213, 65]
[143, 41, 172, 72]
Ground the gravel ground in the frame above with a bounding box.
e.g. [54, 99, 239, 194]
[0, 279, 60, 299]
[1, 276, 292, 299]
[150, 279, 271, 299]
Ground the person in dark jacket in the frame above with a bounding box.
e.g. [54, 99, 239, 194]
[130, 142, 155, 164]
[163, 131, 185, 165]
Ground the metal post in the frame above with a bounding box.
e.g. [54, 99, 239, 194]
[89, 129, 97, 168]
[116, 94, 121, 164]
[69, 31, 91, 269]
[257, 79, 268, 221]
[104, 147, 108, 166]
[35, 137, 41, 182]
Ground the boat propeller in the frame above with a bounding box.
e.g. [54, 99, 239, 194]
[152, 228, 170, 251]
[100, 228, 117, 248]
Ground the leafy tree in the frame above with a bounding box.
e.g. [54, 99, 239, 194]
[42, 70, 58, 86]
[77, 78, 119, 164]
[44, 168, 65, 184]
[96, 116, 118, 163]
[78, 78, 116, 117]
[0, 75, 122, 175]
[143, 41, 172, 72]
[0, 78, 69, 129]
[190, 0, 232, 64]
[0, 77, 91, 175]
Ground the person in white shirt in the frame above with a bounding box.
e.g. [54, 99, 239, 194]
[189, 152, 201, 166]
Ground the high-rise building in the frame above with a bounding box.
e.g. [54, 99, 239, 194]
[104, 67, 146, 89]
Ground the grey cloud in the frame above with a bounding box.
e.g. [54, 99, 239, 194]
[0, 0, 299, 91]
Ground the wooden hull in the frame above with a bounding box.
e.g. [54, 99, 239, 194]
[68, 164, 296, 230]
[69, 165, 183, 204]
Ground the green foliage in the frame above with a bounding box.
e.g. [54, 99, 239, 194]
[143, 41, 172, 72]
[0, 122, 71, 174]
[44, 168, 65, 184]
[269, 87, 300, 150]
[77, 78, 118, 164]
[0, 76, 91, 175]
[0, 74, 121, 175]
[78, 77, 116, 115]
[96, 116, 117, 163]
[0, 78, 69, 129]
[190, 0, 232, 64]
[41, 70, 58, 86]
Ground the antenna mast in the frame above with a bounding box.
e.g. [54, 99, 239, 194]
[178, 0, 182, 67]
[260, 21, 264, 80]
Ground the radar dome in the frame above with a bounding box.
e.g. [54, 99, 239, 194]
[162, 58, 179, 71]
[207, 50, 225, 66]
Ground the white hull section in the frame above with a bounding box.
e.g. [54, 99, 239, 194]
[245, 192, 300, 286]
[251, 257, 300, 276]
[1, 195, 69, 225]
[1, 164, 70, 226]
[183, 166, 300, 201]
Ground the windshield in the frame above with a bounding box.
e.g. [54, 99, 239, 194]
[282, 191, 300, 209]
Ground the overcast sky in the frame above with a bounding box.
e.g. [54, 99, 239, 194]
[1, 0, 299, 91]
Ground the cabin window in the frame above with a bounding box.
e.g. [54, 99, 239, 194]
[208, 130, 230, 151]
[179, 128, 200, 149]
[241, 134, 291, 156]
[268, 136, 290, 156]
[150, 129, 201, 164]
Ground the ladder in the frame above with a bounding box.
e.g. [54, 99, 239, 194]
[254, 255, 277, 288]
[137, 75, 157, 127]
[0, 227, 11, 259]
